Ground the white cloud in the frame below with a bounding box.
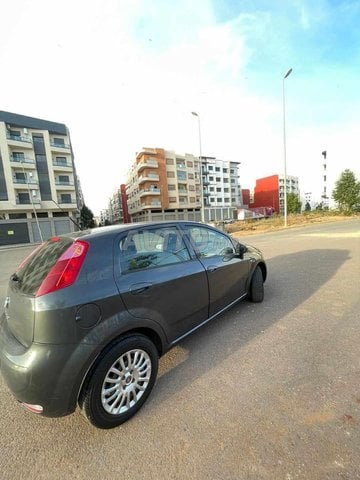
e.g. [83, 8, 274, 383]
[1, 0, 359, 214]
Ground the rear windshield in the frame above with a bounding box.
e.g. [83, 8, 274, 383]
[16, 238, 72, 295]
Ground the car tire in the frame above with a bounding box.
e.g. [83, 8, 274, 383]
[79, 335, 158, 429]
[249, 266, 264, 303]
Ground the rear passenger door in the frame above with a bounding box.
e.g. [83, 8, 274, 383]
[114, 225, 209, 342]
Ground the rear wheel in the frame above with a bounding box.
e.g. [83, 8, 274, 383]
[249, 266, 264, 303]
[79, 335, 158, 429]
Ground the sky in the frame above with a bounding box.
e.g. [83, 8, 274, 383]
[1, 0, 359, 214]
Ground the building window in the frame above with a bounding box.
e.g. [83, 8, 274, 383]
[208, 165, 213, 171]
[216, 187, 221, 192]
[230, 169, 235, 174]
[189, 185, 195, 191]
[9, 213, 27, 219]
[177, 171, 187, 181]
[166, 158, 174, 165]
[169, 197, 177, 203]
[224, 188, 229, 193]
[18, 192, 30, 204]
[209, 176, 214, 181]
[210, 198, 215, 203]
[53, 137, 65, 146]
[215, 167, 220, 172]
[60, 193, 72, 203]
[217, 198, 222, 202]
[216, 177, 221, 182]
[223, 168, 228, 173]
[58, 175, 70, 184]
[188, 173, 194, 179]
[167, 171, 175, 178]
[223, 178, 229, 183]
[168, 184, 176, 191]
[187, 161, 193, 168]
[190, 197, 195, 203]
[55, 156, 67, 165]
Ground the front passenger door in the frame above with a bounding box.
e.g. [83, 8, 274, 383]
[186, 225, 250, 316]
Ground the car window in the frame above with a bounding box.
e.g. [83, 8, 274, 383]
[187, 226, 234, 258]
[119, 226, 191, 274]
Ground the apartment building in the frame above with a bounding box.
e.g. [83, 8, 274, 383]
[126, 148, 243, 223]
[126, 148, 202, 222]
[201, 156, 242, 220]
[252, 174, 300, 214]
[0, 111, 81, 245]
[108, 188, 123, 224]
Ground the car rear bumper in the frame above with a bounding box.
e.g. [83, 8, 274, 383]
[0, 312, 94, 417]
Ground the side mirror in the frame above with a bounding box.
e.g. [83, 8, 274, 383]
[222, 246, 235, 261]
[235, 243, 247, 259]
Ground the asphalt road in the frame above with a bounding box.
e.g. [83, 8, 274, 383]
[0, 219, 359, 480]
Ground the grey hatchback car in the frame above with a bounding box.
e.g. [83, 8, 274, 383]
[0, 221, 266, 429]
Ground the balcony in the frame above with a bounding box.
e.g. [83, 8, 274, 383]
[50, 142, 71, 151]
[7, 134, 33, 148]
[178, 190, 188, 195]
[55, 180, 74, 186]
[10, 155, 36, 166]
[13, 178, 39, 187]
[57, 197, 77, 206]
[176, 164, 186, 170]
[139, 188, 161, 197]
[140, 201, 161, 209]
[137, 159, 158, 172]
[138, 173, 159, 183]
[16, 198, 41, 205]
[53, 159, 72, 169]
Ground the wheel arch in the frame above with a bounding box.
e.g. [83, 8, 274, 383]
[76, 327, 165, 409]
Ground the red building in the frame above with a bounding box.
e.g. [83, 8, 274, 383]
[251, 175, 280, 213]
[241, 189, 250, 207]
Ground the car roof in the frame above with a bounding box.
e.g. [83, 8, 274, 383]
[68, 221, 217, 241]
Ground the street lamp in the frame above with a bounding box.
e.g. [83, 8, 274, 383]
[191, 111, 205, 222]
[282, 67, 292, 227]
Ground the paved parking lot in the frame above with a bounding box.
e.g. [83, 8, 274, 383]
[0, 219, 359, 480]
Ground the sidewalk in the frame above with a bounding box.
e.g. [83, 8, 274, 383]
[0, 243, 39, 251]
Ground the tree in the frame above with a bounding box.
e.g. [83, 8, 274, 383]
[286, 192, 302, 214]
[332, 169, 360, 214]
[305, 201, 311, 212]
[80, 205, 96, 229]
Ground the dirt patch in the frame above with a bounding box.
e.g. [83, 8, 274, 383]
[224, 213, 357, 238]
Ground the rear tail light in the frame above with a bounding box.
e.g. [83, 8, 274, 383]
[36, 240, 89, 297]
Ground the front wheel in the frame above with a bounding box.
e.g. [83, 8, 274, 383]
[79, 335, 158, 429]
[249, 266, 264, 303]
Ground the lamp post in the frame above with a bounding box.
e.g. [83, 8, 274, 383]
[191, 111, 205, 222]
[282, 67, 292, 227]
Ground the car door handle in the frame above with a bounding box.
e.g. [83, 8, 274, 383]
[130, 282, 153, 295]
[206, 266, 218, 273]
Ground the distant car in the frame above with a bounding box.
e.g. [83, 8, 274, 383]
[0, 221, 266, 429]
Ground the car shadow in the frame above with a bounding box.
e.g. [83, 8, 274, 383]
[150, 248, 350, 407]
